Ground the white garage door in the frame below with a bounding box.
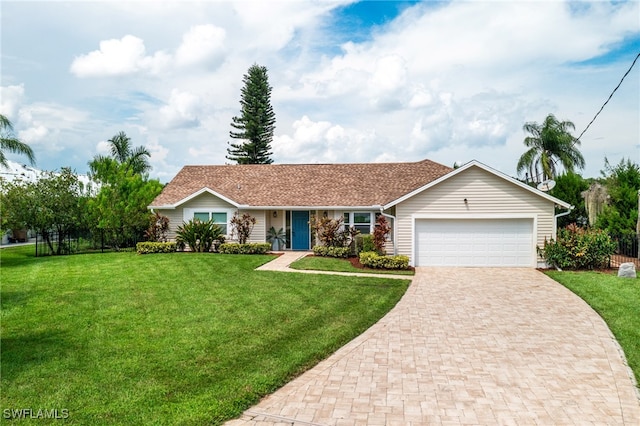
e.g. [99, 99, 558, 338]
[415, 219, 534, 267]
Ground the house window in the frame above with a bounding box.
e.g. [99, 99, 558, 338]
[193, 211, 228, 234]
[353, 212, 371, 234]
[343, 212, 372, 234]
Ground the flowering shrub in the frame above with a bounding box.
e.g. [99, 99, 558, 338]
[538, 224, 616, 270]
[359, 251, 410, 270]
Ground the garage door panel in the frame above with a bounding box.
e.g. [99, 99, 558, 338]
[416, 219, 533, 267]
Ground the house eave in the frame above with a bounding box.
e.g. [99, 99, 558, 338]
[383, 160, 572, 210]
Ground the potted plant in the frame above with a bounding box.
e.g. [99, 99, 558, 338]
[266, 226, 286, 251]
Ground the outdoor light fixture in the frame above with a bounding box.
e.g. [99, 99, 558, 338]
[464, 198, 468, 204]
[273, 211, 277, 218]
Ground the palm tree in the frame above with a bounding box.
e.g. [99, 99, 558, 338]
[107, 131, 151, 175]
[90, 131, 151, 177]
[0, 114, 35, 168]
[517, 114, 585, 183]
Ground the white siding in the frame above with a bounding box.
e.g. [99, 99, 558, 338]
[395, 167, 556, 266]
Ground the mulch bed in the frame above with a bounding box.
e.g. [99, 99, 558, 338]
[304, 254, 415, 273]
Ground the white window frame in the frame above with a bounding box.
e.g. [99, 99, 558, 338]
[183, 208, 234, 236]
[343, 211, 375, 234]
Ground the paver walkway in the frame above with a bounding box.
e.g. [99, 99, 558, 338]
[228, 262, 640, 425]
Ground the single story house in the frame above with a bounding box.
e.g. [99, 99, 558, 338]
[148, 159, 572, 267]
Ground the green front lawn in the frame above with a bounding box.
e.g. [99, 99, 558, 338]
[1, 246, 409, 425]
[546, 270, 640, 387]
[289, 255, 414, 276]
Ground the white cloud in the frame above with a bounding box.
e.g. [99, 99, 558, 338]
[175, 24, 226, 67]
[70, 35, 170, 77]
[157, 89, 202, 129]
[2, 1, 638, 180]
[0, 84, 25, 120]
[18, 125, 48, 143]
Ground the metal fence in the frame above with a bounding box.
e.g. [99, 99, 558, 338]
[609, 233, 639, 268]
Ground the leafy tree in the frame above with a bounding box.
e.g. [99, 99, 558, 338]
[227, 64, 276, 164]
[517, 114, 585, 183]
[89, 131, 151, 177]
[0, 114, 35, 168]
[595, 157, 640, 236]
[549, 171, 590, 228]
[87, 165, 163, 249]
[0, 169, 87, 254]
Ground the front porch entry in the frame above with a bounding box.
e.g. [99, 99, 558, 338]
[291, 211, 310, 250]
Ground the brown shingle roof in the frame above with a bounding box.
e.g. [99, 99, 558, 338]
[150, 159, 453, 208]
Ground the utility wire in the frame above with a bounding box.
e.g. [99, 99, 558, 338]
[574, 51, 640, 144]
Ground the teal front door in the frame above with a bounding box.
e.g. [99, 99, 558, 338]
[291, 211, 310, 250]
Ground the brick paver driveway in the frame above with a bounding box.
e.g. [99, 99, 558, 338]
[228, 268, 640, 425]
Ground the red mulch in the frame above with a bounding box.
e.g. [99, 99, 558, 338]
[305, 254, 415, 273]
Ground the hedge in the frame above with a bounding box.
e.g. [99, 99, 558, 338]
[359, 251, 410, 270]
[312, 245, 351, 258]
[136, 242, 177, 254]
[218, 243, 271, 254]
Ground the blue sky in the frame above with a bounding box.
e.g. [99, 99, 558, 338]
[1, 0, 639, 183]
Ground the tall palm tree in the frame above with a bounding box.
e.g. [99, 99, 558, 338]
[517, 113, 585, 183]
[90, 131, 151, 177]
[0, 114, 36, 168]
[107, 131, 151, 175]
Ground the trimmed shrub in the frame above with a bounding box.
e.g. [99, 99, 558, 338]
[218, 243, 271, 254]
[538, 224, 617, 270]
[312, 245, 351, 258]
[359, 251, 410, 270]
[136, 242, 176, 254]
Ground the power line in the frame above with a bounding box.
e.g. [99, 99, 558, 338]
[574, 51, 640, 144]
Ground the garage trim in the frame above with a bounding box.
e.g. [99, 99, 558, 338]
[411, 213, 538, 267]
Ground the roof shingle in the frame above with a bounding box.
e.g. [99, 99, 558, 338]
[150, 159, 453, 208]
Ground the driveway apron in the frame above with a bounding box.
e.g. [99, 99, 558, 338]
[227, 267, 640, 425]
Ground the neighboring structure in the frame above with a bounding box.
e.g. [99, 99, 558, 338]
[149, 159, 572, 267]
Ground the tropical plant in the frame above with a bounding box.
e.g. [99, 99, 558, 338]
[0, 114, 35, 168]
[144, 212, 170, 242]
[229, 212, 257, 244]
[266, 226, 286, 250]
[372, 215, 391, 254]
[517, 114, 585, 183]
[89, 131, 151, 178]
[310, 216, 358, 248]
[175, 218, 224, 252]
[226, 64, 276, 164]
